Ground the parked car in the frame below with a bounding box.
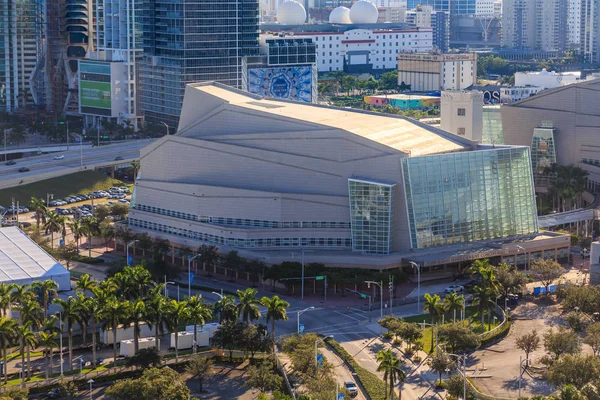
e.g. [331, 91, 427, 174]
[445, 284, 464, 293]
[5, 160, 16, 166]
[118, 199, 130, 204]
[345, 382, 359, 397]
[53, 155, 65, 160]
[114, 156, 124, 161]
[18, 167, 29, 172]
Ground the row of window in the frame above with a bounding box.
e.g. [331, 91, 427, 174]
[129, 219, 352, 249]
[313, 34, 419, 41]
[133, 204, 351, 229]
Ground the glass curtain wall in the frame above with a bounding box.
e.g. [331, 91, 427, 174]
[402, 147, 538, 249]
[348, 179, 395, 254]
[531, 127, 556, 187]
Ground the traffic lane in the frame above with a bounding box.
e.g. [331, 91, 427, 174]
[275, 306, 373, 337]
[321, 346, 366, 400]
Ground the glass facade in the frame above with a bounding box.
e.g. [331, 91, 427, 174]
[348, 179, 395, 255]
[482, 106, 504, 145]
[402, 147, 538, 249]
[136, 0, 260, 127]
[531, 128, 556, 186]
[406, 0, 475, 14]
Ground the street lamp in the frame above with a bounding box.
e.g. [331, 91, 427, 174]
[59, 311, 64, 377]
[365, 280, 384, 321]
[314, 335, 334, 368]
[88, 378, 95, 400]
[445, 350, 467, 400]
[516, 245, 528, 272]
[160, 121, 169, 136]
[409, 261, 421, 314]
[188, 254, 201, 298]
[290, 249, 311, 300]
[212, 290, 224, 323]
[164, 276, 175, 297]
[126, 240, 139, 266]
[297, 306, 315, 334]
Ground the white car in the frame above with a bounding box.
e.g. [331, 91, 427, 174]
[445, 284, 464, 293]
[118, 199, 130, 204]
[53, 155, 65, 160]
[344, 382, 358, 397]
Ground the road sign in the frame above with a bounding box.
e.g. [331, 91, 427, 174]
[316, 353, 323, 367]
[315, 275, 324, 281]
[299, 323, 305, 334]
[360, 294, 367, 299]
[59, 239, 64, 247]
[127, 255, 133, 266]
[190, 272, 195, 284]
[338, 394, 344, 400]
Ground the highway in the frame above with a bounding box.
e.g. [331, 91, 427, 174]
[0, 139, 155, 190]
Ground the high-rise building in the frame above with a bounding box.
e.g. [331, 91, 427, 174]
[406, 0, 476, 15]
[397, 53, 477, 92]
[503, 0, 569, 51]
[405, 7, 450, 52]
[568, 0, 582, 48]
[440, 90, 483, 142]
[581, 0, 600, 62]
[137, 0, 260, 128]
[0, 0, 46, 113]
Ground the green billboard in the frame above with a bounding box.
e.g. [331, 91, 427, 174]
[80, 80, 111, 109]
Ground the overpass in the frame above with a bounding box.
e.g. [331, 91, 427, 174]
[0, 139, 155, 190]
[537, 193, 600, 228]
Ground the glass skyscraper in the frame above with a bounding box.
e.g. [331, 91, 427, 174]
[531, 127, 557, 187]
[406, 0, 476, 15]
[137, 0, 260, 127]
[402, 147, 538, 249]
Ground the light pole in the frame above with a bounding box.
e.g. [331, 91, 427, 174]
[59, 311, 64, 377]
[161, 121, 169, 136]
[88, 378, 94, 400]
[314, 335, 334, 368]
[126, 239, 139, 266]
[164, 276, 175, 297]
[212, 290, 224, 323]
[445, 350, 467, 400]
[365, 280, 384, 321]
[46, 193, 53, 206]
[409, 261, 421, 314]
[516, 245, 527, 272]
[291, 249, 312, 300]
[297, 306, 315, 334]
[188, 254, 201, 298]
[3, 129, 8, 162]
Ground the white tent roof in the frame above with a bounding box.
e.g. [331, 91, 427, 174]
[0, 227, 70, 290]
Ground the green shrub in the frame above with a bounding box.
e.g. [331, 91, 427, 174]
[326, 339, 387, 400]
[413, 355, 422, 363]
[392, 338, 402, 346]
[382, 331, 394, 340]
[480, 321, 511, 347]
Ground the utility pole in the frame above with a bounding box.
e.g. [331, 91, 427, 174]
[389, 274, 394, 315]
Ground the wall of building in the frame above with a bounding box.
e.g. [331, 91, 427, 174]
[514, 70, 581, 89]
[397, 53, 477, 91]
[440, 91, 483, 141]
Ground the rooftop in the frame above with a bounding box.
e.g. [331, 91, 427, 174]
[369, 94, 440, 100]
[181, 83, 474, 157]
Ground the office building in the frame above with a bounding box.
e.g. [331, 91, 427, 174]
[581, 0, 600, 63]
[536, 0, 569, 52]
[405, 7, 450, 52]
[502, 79, 600, 193]
[440, 90, 483, 142]
[0, 0, 46, 113]
[514, 69, 582, 89]
[128, 81, 570, 271]
[262, 26, 432, 73]
[379, 3, 407, 23]
[406, 0, 477, 15]
[397, 53, 477, 92]
[568, 0, 582, 48]
[590, 241, 600, 285]
[137, 0, 260, 128]
[475, 0, 495, 16]
[499, 86, 544, 103]
[242, 36, 318, 103]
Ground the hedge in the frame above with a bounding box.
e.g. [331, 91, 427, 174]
[479, 321, 511, 348]
[326, 338, 387, 400]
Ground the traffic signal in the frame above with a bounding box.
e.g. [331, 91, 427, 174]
[389, 281, 393, 290]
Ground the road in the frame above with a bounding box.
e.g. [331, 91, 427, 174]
[321, 346, 366, 400]
[0, 139, 155, 189]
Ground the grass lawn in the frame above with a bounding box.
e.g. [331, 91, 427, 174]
[0, 170, 132, 207]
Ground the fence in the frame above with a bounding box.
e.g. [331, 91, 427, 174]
[478, 304, 508, 342]
[275, 350, 296, 400]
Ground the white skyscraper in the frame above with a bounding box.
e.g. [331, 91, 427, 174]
[568, 0, 582, 47]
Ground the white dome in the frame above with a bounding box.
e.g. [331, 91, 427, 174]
[277, 1, 306, 25]
[349, 0, 378, 24]
[329, 6, 352, 24]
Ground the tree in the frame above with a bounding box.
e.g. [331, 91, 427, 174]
[56, 242, 79, 269]
[131, 160, 140, 182]
[341, 75, 359, 95]
[186, 356, 214, 392]
[471, 285, 496, 329]
[16, 323, 36, 387]
[145, 286, 167, 351]
[214, 295, 237, 323]
[584, 323, 600, 356]
[515, 331, 540, 363]
[242, 323, 270, 359]
[198, 244, 220, 272]
[423, 293, 445, 351]
[100, 220, 116, 249]
[186, 295, 212, 352]
[376, 348, 406, 400]
[67, 219, 84, 254]
[94, 205, 110, 223]
[110, 203, 129, 220]
[33, 280, 58, 318]
[429, 350, 455, 384]
[438, 324, 481, 354]
[44, 211, 64, 249]
[261, 295, 289, 345]
[546, 354, 600, 388]
[38, 331, 57, 379]
[0, 283, 15, 318]
[29, 196, 47, 229]
[125, 347, 163, 369]
[86, 295, 102, 368]
[378, 70, 399, 90]
[124, 298, 147, 354]
[163, 299, 188, 363]
[245, 360, 283, 393]
[211, 321, 245, 362]
[104, 367, 190, 400]
[101, 297, 131, 369]
[80, 216, 99, 257]
[74, 293, 93, 346]
[236, 288, 261, 323]
[531, 259, 566, 296]
[443, 292, 465, 323]
[395, 321, 423, 351]
[446, 374, 474, 400]
[0, 317, 16, 383]
[74, 273, 96, 294]
[54, 296, 79, 371]
[544, 327, 581, 360]
[495, 263, 527, 305]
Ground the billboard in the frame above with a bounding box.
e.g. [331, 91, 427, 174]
[247, 66, 312, 103]
[80, 81, 111, 109]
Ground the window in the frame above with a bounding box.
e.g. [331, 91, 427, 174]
[457, 127, 466, 136]
[457, 108, 466, 116]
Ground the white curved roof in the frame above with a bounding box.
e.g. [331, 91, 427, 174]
[329, 6, 351, 24]
[277, 1, 306, 25]
[350, 1, 378, 24]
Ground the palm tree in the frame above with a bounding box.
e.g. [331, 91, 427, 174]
[0, 283, 16, 317]
[145, 285, 167, 351]
[443, 292, 465, 323]
[68, 219, 84, 254]
[16, 322, 36, 387]
[75, 273, 96, 294]
[423, 293, 446, 352]
[19, 298, 42, 379]
[33, 280, 58, 319]
[261, 295, 289, 344]
[236, 288, 261, 323]
[54, 296, 79, 371]
[472, 285, 495, 330]
[131, 160, 140, 182]
[84, 295, 102, 368]
[0, 316, 16, 384]
[164, 300, 189, 363]
[30, 196, 47, 229]
[101, 297, 131, 370]
[74, 293, 93, 346]
[80, 216, 99, 257]
[186, 296, 212, 351]
[38, 331, 57, 379]
[214, 295, 237, 323]
[198, 244, 220, 272]
[100, 221, 116, 252]
[376, 348, 407, 400]
[124, 298, 146, 354]
[44, 211, 63, 249]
